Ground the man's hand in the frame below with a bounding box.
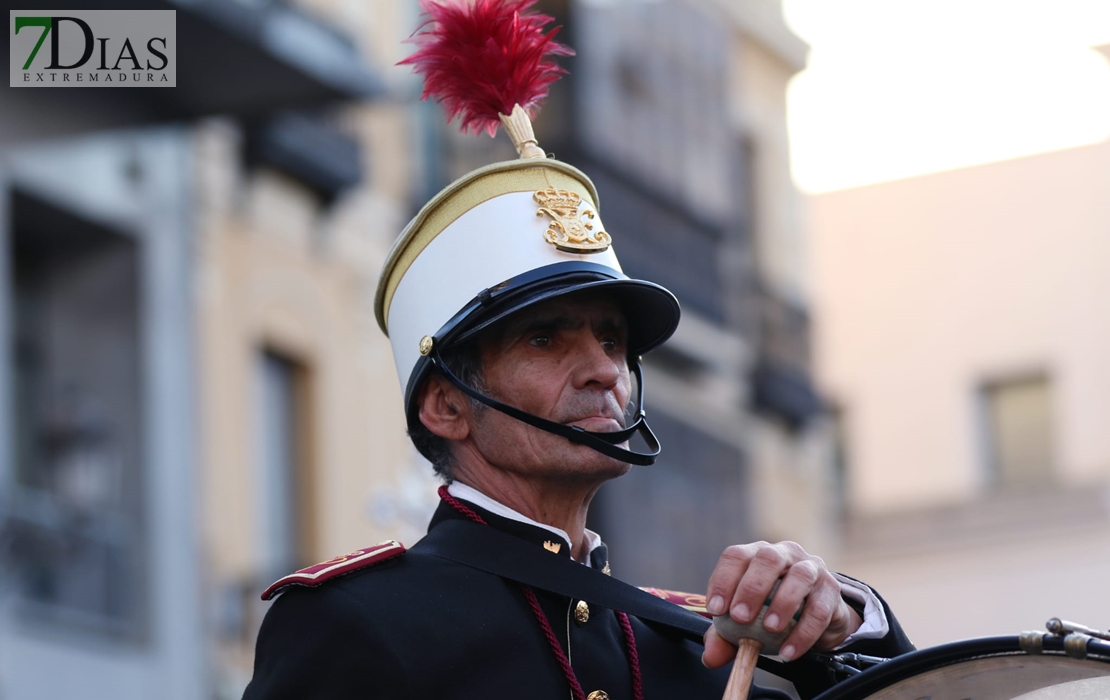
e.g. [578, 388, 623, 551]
[701, 541, 863, 666]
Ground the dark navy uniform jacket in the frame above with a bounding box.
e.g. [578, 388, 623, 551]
[243, 500, 914, 699]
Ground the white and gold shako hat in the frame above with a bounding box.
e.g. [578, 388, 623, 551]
[376, 0, 680, 465]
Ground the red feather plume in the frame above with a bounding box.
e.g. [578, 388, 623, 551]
[399, 0, 574, 137]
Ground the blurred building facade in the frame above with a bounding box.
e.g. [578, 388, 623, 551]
[812, 127, 1110, 646]
[0, 0, 414, 696]
[0, 0, 834, 697]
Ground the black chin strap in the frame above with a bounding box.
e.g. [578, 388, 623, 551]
[430, 349, 661, 466]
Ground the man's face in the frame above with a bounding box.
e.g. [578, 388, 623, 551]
[462, 293, 634, 483]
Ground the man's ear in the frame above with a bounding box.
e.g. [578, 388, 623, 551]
[417, 373, 472, 441]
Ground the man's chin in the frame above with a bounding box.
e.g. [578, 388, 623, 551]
[564, 442, 633, 479]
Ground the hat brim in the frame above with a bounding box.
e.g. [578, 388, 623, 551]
[452, 276, 680, 357]
[447, 262, 680, 356]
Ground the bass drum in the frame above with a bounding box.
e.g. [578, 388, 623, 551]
[813, 635, 1110, 700]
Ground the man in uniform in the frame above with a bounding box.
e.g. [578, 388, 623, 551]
[243, 4, 913, 697]
[242, 152, 912, 700]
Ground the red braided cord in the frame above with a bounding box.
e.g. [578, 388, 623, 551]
[438, 486, 586, 699]
[437, 485, 488, 525]
[522, 585, 588, 700]
[617, 611, 645, 700]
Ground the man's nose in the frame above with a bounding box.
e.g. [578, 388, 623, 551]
[570, 333, 622, 390]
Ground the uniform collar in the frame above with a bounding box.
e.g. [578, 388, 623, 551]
[439, 482, 605, 567]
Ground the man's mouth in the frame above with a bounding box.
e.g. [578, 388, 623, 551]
[568, 415, 625, 433]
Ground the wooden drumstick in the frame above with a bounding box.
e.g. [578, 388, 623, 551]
[722, 637, 764, 700]
[713, 593, 796, 700]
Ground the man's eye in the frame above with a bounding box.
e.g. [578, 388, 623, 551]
[529, 334, 551, 347]
[600, 337, 621, 352]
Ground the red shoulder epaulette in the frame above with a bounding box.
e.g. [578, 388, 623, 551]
[261, 540, 406, 601]
[640, 587, 713, 619]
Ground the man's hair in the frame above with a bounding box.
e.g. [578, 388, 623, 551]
[408, 340, 486, 482]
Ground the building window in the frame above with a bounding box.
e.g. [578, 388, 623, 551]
[7, 191, 146, 640]
[253, 350, 312, 580]
[982, 376, 1055, 489]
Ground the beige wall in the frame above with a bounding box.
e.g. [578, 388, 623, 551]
[195, 119, 419, 577]
[193, 6, 445, 693]
[839, 481, 1110, 647]
[192, 0, 445, 584]
[845, 508, 1110, 648]
[193, 112, 439, 693]
[814, 140, 1110, 515]
[812, 139, 1110, 645]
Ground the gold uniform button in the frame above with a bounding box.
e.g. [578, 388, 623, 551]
[574, 599, 590, 625]
[587, 692, 609, 700]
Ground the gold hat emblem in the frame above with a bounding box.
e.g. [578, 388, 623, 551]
[534, 187, 611, 254]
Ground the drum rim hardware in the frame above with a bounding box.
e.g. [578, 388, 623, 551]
[812, 617, 1110, 700]
[1021, 618, 1110, 660]
[1046, 617, 1110, 642]
[822, 652, 890, 678]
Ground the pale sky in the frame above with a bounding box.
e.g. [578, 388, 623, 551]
[782, 0, 1110, 193]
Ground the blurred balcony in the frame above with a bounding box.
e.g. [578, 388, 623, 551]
[748, 281, 823, 430]
[0, 0, 383, 146]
